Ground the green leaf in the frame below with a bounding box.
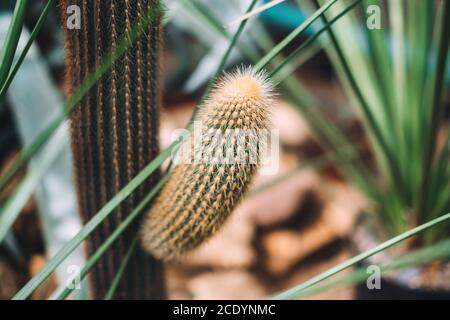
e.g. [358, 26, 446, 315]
[0, 0, 55, 101]
[104, 235, 139, 300]
[418, 0, 450, 228]
[254, 0, 340, 71]
[0, 0, 28, 86]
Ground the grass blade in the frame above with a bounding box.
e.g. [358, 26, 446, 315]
[418, 0, 450, 225]
[298, 238, 450, 298]
[268, 0, 362, 80]
[0, 0, 55, 101]
[187, 0, 259, 123]
[0, 127, 66, 244]
[0, 0, 28, 86]
[103, 236, 139, 300]
[254, 0, 339, 71]
[225, 0, 286, 28]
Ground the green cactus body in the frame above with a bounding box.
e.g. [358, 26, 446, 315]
[60, 0, 164, 299]
[141, 69, 273, 260]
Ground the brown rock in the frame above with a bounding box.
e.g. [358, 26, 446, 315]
[0, 257, 20, 299]
[320, 182, 367, 237]
[262, 222, 334, 275]
[247, 150, 319, 227]
[273, 101, 311, 147]
[165, 264, 194, 300]
[187, 270, 266, 300]
[261, 182, 366, 275]
[181, 207, 256, 269]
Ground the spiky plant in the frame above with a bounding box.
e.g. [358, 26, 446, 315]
[59, 0, 164, 299]
[141, 69, 273, 260]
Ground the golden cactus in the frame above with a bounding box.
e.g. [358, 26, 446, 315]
[141, 68, 274, 260]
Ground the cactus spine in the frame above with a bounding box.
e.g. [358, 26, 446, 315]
[140, 69, 273, 260]
[60, 0, 164, 299]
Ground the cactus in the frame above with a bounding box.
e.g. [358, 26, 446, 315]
[59, 0, 165, 299]
[140, 69, 273, 260]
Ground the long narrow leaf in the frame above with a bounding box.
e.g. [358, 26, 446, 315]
[0, 127, 66, 243]
[55, 176, 169, 300]
[0, 0, 55, 100]
[299, 238, 450, 298]
[0, 0, 28, 86]
[254, 0, 339, 71]
[188, 0, 259, 123]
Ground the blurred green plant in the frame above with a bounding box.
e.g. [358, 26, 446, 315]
[304, 0, 450, 242]
[0, 0, 28, 87]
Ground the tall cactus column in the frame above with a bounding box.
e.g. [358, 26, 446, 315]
[59, 0, 165, 299]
